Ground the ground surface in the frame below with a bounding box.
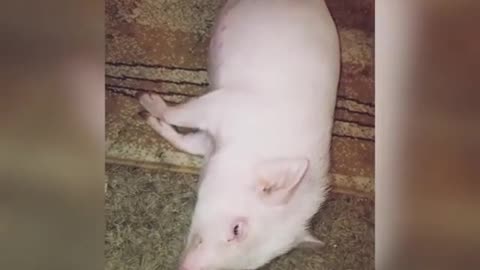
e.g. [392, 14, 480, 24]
[105, 164, 374, 270]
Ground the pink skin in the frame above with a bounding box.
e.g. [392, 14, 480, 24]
[138, 93, 215, 156]
[207, 0, 240, 79]
[181, 218, 248, 270]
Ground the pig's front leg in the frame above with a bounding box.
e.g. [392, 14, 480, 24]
[139, 111, 214, 156]
[137, 90, 227, 131]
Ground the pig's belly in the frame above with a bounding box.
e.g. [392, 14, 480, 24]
[207, 0, 339, 91]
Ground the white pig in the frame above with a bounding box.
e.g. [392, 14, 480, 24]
[137, 0, 340, 269]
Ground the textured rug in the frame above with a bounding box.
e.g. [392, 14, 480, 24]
[106, 0, 375, 196]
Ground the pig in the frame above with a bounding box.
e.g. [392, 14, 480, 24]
[137, 0, 340, 269]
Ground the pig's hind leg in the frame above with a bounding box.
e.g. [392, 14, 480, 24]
[138, 90, 229, 132]
[139, 111, 214, 156]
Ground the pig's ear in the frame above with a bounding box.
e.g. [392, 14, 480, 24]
[296, 232, 325, 249]
[254, 158, 309, 205]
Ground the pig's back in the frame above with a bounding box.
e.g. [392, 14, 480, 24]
[208, 0, 340, 96]
[209, 0, 340, 162]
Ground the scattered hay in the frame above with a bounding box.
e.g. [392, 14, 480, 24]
[105, 164, 374, 270]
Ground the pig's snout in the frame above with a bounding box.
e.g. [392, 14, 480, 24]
[178, 264, 206, 270]
[178, 256, 204, 270]
[178, 250, 209, 270]
[178, 249, 199, 270]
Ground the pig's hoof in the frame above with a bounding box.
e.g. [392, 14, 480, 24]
[138, 91, 168, 118]
[135, 91, 145, 100]
[137, 110, 151, 120]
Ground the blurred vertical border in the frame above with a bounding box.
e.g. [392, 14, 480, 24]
[377, 0, 480, 269]
[1, 0, 479, 269]
[0, 1, 104, 270]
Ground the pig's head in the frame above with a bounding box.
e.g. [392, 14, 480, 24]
[179, 157, 324, 270]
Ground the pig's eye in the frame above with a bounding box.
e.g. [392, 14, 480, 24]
[228, 224, 241, 242]
[228, 218, 247, 242]
[233, 225, 240, 236]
